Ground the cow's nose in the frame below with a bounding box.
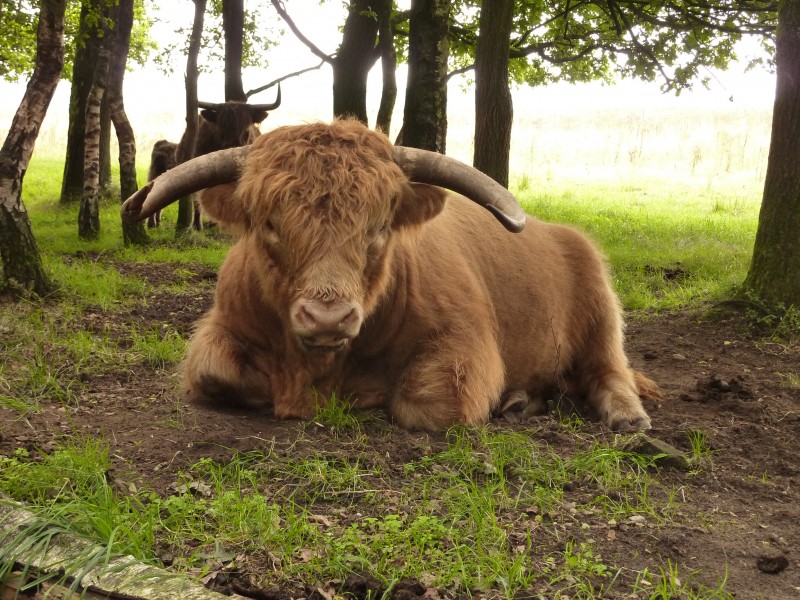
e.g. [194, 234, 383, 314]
[295, 299, 360, 335]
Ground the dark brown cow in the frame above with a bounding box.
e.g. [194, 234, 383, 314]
[145, 140, 178, 227]
[122, 118, 657, 432]
[145, 85, 281, 229]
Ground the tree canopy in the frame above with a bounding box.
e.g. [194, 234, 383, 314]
[0, 0, 153, 83]
[446, 0, 777, 91]
[151, 0, 280, 85]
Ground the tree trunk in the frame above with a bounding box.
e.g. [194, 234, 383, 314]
[99, 94, 112, 191]
[473, 0, 514, 188]
[332, 0, 381, 123]
[0, 0, 67, 296]
[60, 0, 102, 205]
[742, 0, 800, 306]
[400, 0, 450, 152]
[78, 7, 111, 241]
[175, 0, 206, 237]
[108, 0, 148, 246]
[374, 0, 396, 134]
[223, 0, 246, 102]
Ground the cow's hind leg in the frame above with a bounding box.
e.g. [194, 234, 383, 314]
[576, 316, 652, 432]
[182, 321, 270, 411]
[389, 330, 505, 431]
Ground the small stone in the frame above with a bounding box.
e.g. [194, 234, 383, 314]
[672, 353, 687, 361]
[628, 515, 646, 524]
[623, 435, 692, 470]
[643, 351, 658, 360]
[756, 549, 789, 574]
[710, 377, 731, 392]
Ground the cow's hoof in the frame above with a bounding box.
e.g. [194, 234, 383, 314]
[610, 415, 651, 432]
[498, 390, 547, 424]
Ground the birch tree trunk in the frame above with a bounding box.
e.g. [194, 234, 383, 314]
[78, 15, 111, 241]
[0, 0, 67, 296]
[60, 0, 102, 205]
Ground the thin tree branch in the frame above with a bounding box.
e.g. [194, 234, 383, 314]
[245, 61, 326, 99]
[270, 0, 335, 64]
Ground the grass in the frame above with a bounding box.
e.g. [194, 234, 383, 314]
[0, 426, 728, 597]
[515, 181, 759, 310]
[0, 119, 767, 598]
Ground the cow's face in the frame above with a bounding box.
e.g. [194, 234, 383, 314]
[232, 120, 447, 352]
[200, 102, 268, 149]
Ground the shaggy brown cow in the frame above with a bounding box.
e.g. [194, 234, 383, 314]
[122, 118, 657, 432]
[145, 86, 281, 228]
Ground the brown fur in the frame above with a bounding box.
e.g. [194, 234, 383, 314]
[145, 140, 178, 227]
[183, 118, 655, 432]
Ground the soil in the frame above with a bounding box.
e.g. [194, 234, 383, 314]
[1, 261, 799, 600]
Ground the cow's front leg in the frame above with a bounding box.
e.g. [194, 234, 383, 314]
[388, 331, 506, 431]
[182, 320, 317, 418]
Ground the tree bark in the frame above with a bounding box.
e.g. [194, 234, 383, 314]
[99, 94, 112, 191]
[473, 0, 514, 188]
[400, 0, 450, 152]
[374, 0, 396, 133]
[108, 0, 148, 246]
[78, 5, 111, 240]
[0, 0, 67, 296]
[60, 0, 102, 205]
[743, 0, 800, 306]
[332, 0, 382, 123]
[223, 0, 246, 102]
[175, 0, 206, 236]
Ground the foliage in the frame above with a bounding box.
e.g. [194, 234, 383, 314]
[0, 0, 154, 83]
[150, 0, 281, 84]
[445, 0, 777, 91]
[0, 1, 38, 80]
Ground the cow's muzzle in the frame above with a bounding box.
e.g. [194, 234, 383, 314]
[291, 298, 363, 352]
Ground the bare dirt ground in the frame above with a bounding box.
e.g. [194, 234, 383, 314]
[1, 261, 799, 600]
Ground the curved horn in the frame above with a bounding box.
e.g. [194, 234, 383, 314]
[248, 82, 282, 112]
[392, 147, 526, 233]
[120, 147, 251, 224]
[197, 101, 220, 111]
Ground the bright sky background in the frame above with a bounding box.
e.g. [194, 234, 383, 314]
[0, 0, 777, 160]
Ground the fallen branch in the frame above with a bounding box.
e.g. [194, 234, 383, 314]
[0, 499, 228, 600]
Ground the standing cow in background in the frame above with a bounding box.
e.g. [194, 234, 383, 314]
[122, 118, 659, 432]
[145, 85, 282, 229]
[145, 140, 178, 227]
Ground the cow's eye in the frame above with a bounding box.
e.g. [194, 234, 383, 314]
[262, 218, 280, 245]
[369, 221, 390, 239]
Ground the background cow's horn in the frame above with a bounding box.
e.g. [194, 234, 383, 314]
[120, 147, 251, 224]
[197, 100, 219, 110]
[392, 146, 526, 233]
[248, 82, 282, 111]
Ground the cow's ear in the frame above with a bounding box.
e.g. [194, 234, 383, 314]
[198, 184, 251, 236]
[200, 109, 218, 123]
[392, 183, 447, 229]
[250, 109, 269, 124]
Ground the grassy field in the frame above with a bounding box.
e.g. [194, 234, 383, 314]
[21, 132, 763, 313]
[0, 107, 775, 599]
